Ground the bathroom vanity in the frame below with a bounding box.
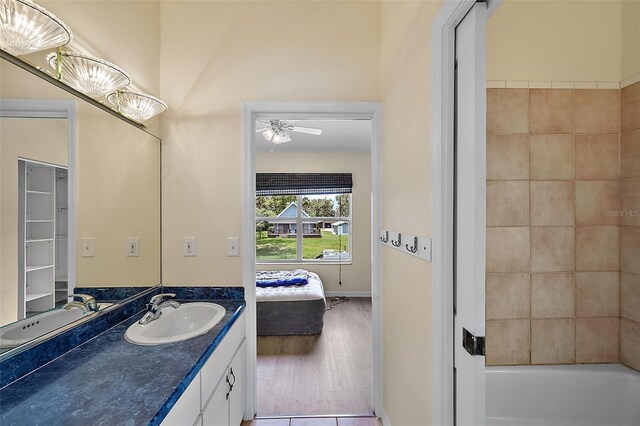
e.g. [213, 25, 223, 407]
[0, 287, 246, 426]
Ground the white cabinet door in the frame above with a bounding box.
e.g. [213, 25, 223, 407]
[162, 374, 201, 426]
[228, 340, 247, 426]
[202, 372, 230, 426]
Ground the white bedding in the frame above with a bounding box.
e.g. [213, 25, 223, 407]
[256, 272, 326, 302]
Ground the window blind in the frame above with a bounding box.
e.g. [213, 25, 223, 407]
[256, 173, 353, 195]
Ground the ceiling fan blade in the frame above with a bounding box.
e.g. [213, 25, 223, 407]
[255, 128, 269, 132]
[290, 126, 322, 135]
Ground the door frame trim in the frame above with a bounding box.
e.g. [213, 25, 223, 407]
[242, 101, 382, 420]
[430, 1, 501, 424]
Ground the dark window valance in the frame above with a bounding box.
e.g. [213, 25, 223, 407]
[256, 173, 353, 196]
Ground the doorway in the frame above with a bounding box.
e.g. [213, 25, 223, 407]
[242, 102, 382, 420]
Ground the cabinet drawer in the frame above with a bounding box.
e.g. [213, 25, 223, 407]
[201, 312, 245, 404]
[161, 374, 201, 426]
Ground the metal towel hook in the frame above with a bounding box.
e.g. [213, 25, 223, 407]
[391, 233, 402, 247]
[406, 236, 418, 253]
[380, 230, 389, 243]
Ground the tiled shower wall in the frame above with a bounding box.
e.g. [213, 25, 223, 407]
[620, 81, 640, 372]
[484, 87, 633, 367]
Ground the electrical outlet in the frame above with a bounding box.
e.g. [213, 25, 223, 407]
[227, 237, 239, 257]
[127, 237, 140, 257]
[184, 237, 196, 257]
[81, 238, 95, 257]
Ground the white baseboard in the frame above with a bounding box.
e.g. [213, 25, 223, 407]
[325, 291, 372, 298]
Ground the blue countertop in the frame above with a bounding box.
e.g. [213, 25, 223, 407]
[0, 298, 245, 426]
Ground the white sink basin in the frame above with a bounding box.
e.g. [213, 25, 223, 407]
[0, 303, 112, 349]
[125, 302, 226, 346]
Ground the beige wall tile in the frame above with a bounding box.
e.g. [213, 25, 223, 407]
[620, 318, 640, 371]
[487, 181, 530, 226]
[486, 273, 530, 320]
[576, 318, 619, 363]
[487, 135, 530, 180]
[620, 226, 640, 274]
[531, 273, 575, 318]
[575, 181, 619, 225]
[530, 181, 575, 226]
[621, 81, 640, 133]
[575, 226, 619, 271]
[620, 130, 640, 179]
[620, 179, 640, 226]
[575, 90, 620, 134]
[575, 134, 619, 180]
[530, 135, 575, 180]
[486, 227, 530, 272]
[531, 319, 576, 364]
[530, 89, 575, 134]
[486, 319, 530, 365]
[575, 271, 619, 317]
[621, 272, 640, 323]
[487, 89, 529, 134]
[531, 227, 575, 272]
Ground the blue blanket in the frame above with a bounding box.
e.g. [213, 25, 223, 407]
[256, 269, 309, 287]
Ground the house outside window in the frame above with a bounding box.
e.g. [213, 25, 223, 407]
[255, 193, 351, 263]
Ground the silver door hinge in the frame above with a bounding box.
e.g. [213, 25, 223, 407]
[463, 328, 485, 356]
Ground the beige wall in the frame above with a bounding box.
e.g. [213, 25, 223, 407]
[0, 118, 68, 326]
[160, 1, 381, 285]
[621, 0, 640, 81]
[379, 1, 441, 424]
[28, 1, 160, 97]
[1, 56, 161, 290]
[488, 0, 623, 82]
[256, 152, 371, 294]
[75, 102, 161, 287]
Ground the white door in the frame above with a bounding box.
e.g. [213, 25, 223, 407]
[454, 2, 487, 425]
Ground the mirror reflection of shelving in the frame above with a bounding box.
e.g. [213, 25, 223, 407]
[18, 160, 69, 319]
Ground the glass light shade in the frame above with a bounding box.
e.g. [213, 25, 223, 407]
[47, 51, 130, 98]
[272, 131, 291, 144]
[107, 90, 168, 122]
[262, 128, 276, 142]
[0, 0, 71, 56]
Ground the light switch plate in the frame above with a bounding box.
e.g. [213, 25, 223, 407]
[227, 237, 239, 257]
[82, 237, 95, 257]
[127, 237, 140, 257]
[184, 237, 196, 257]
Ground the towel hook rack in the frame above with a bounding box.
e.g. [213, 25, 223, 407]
[380, 230, 389, 243]
[405, 236, 418, 253]
[391, 233, 402, 247]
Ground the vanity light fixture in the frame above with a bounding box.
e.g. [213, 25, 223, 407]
[107, 89, 167, 122]
[0, 0, 72, 56]
[46, 50, 130, 98]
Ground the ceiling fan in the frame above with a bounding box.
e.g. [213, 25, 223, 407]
[256, 120, 323, 144]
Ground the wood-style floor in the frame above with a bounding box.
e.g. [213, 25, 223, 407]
[256, 297, 373, 417]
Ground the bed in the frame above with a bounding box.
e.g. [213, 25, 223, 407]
[256, 270, 326, 335]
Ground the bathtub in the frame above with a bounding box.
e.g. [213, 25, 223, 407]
[486, 364, 640, 426]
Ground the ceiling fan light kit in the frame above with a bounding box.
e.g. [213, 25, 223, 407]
[258, 120, 322, 144]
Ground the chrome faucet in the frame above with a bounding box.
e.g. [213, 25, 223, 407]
[63, 294, 99, 314]
[139, 293, 181, 325]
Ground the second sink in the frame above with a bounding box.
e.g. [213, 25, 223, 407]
[125, 302, 226, 346]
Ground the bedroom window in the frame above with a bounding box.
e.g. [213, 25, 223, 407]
[255, 173, 352, 263]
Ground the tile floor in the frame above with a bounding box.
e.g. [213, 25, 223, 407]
[242, 417, 382, 426]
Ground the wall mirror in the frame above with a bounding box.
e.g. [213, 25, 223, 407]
[0, 53, 161, 356]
